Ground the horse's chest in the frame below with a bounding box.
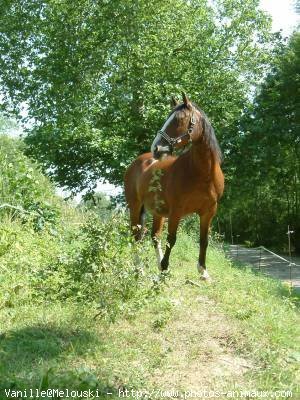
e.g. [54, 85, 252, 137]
[174, 187, 216, 215]
[144, 190, 169, 216]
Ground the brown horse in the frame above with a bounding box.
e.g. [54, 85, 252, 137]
[124, 93, 224, 279]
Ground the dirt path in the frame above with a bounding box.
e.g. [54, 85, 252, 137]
[148, 287, 252, 395]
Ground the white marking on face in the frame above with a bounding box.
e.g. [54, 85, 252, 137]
[151, 111, 175, 154]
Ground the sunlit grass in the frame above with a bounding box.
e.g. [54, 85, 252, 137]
[0, 226, 299, 398]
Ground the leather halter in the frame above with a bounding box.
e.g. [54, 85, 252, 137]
[156, 109, 196, 152]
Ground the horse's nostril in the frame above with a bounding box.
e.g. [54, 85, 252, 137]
[153, 144, 171, 160]
[153, 150, 160, 159]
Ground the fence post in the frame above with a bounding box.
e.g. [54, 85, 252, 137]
[236, 235, 240, 259]
[287, 225, 294, 286]
[230, 213, 234, 245]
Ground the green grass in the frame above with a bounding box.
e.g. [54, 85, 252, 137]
[0, 228, 299, 399]
[191, 242, 300, 393]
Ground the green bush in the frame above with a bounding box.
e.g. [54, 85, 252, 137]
[0, 134, 60, 229]
[31, 212, 156, 319]
[0, 210, 157, 321]
[0, 134, 158, 322]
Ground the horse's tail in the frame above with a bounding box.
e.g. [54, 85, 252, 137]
[124, 158, 147, 240]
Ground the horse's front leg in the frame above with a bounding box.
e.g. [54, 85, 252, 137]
[160, 215, 180, 271]
[198, 208, 216, 280]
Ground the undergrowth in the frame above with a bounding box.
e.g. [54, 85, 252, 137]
[0, 212, 158, 322]
[0, 135, 157, 323]
[0, 135, 61, 230]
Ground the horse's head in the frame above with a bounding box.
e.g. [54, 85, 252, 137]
[151, 92, 203, 159]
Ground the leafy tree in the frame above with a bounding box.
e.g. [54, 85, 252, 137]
[296, 0, 300, 15]
[219, 32, 300, 252]
[0, 134, 60, 229]
[0, 0, 275, 193]
[0, 112, 18, 135]
[79, 192, 111, 218]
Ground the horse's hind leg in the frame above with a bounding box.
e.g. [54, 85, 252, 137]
[151, 215, 165, 270]
[129, 203, 146, 241]
[198, 207, 216, 280]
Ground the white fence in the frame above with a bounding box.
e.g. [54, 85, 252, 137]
[227, 244, 300, 292]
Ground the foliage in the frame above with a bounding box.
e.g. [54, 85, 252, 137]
[0, 133, 156, 321]
[296, 0, 300, 15]
[78, 192, 112, 219]
[0, 0, 276, 192]
[0, 113, 18, 134]
[0, 134, 60, 229]
[32, 213, 156, 321]
[219, 32, 300, 252]
[0, 210, 157, 322]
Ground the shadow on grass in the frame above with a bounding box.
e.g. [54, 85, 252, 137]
[0, 324, 119, 398]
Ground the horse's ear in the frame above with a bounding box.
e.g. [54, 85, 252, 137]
[182, 92, 192, 109]
[170, 96, 179, 109]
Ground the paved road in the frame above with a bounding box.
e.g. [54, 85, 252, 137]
[226, 245, 300, 293]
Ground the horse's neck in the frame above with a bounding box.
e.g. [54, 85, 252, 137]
[189, 138, 215, 175]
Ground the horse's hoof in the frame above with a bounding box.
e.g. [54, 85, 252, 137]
[160, 259, 169, 271]
[200, 274, 211, 282]
[198, 264, 211, 281]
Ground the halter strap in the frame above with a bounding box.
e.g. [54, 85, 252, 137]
[157, 110, 196, 150]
